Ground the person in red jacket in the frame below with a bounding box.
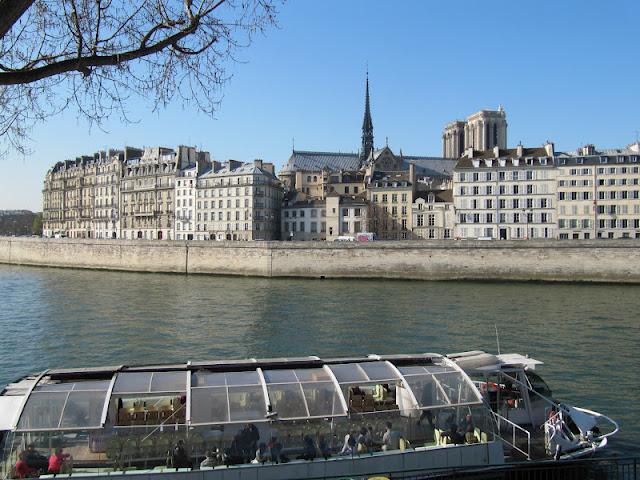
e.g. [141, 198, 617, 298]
[15, 452, 36, 479]
[48, 448, 71, 474]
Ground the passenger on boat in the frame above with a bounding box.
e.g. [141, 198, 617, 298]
[252, 443, 269, 464]
[15, 452, 37, 479]
[47, 448, 71, 474]
[267, 437, 284, 464]
[356, 427, 369, 454]
[365, 425, 374, 448]
[318, 435, 331, 460]
[200, 449, 223, 468]
[297, 436, 316, 461]
[382, 422, 402, 451]
[170, 440, 191, 468]
[418, 386, 435, 429]
[445, 424, 465, 445]
[459, 414, 475, 443]
[24, 444, 48, 472]
[340, 431, 356, 455]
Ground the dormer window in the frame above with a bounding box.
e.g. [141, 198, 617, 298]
[472, 159, 480, 168]
[484, 159, 493, 167]
[540, 158, 548, 166]
[632, 156, 638, 163]
[512, 158, 520, 167]
[428, 194, 435, 203]
[499, 159, 506, 167]
[577, 158, 584, 164]
[600, 156, 608, 163]
[618, 156, 625, 163]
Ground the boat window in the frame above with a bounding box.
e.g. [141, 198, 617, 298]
[525, 371, 552, 398]
[398, 365, 481, 409]
[112, 371, 187, 427]
[17, 379, 111, 431]
[190, 370, 267, 425]
[328, 362, 402, 414]
[262, 368, 345, 420]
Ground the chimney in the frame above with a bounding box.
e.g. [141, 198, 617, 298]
[212, 160, 222, 172]
[262, 162, 275, 176]
[544, 141, 555, 157]
[227, 159, 242, 171]
[493, 145, 500, 158]
[629, 142, 640, 154]
[409, 162, 415, 184]
[516, 143, 523, 157]
[581, 144, 596, 156]
[253, 159, 263, 169]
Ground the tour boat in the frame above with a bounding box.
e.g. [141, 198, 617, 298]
[0, 352, 618, 480]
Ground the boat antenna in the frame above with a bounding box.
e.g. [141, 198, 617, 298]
[494, 324, 501, 355]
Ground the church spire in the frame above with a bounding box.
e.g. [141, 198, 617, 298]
[361, 72, 374, 162]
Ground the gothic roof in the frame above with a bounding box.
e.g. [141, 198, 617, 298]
[279, 151, 361, 175]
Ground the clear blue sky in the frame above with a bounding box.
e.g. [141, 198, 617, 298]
[1, 0, 639, 211]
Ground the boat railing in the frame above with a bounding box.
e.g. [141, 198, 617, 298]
[490, 410, 531, 460]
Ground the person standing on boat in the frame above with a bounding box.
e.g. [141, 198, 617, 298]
[340, 431, 356, 455]
[47, 448, 71, 474]
[382, 422, 402, 451]
[171, 440, 191, 469]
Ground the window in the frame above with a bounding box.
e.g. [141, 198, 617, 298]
[401, 194, 407, 202]
[341, 222, 349, 233]
[417, 215, 424, 227]
[392, 194, 398, 203]
[382, 194, 388, 202]
[428, 214, 435, 226]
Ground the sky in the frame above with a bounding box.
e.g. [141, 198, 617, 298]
[1, 0, 639, 211]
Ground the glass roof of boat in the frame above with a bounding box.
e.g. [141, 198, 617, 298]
[10, 356, 483, 432]
[113, 371, 187, 394]
[16, 379, 111, 431]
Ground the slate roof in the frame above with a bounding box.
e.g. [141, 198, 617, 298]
[414, 189, 453, 203]
[455, 147, 552, 169]
[279, 151, 361, 175]
[403, 157, 458, 176]
[200, 163, 279, 180]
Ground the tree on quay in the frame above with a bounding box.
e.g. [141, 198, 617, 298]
[0, 0, 280, 155]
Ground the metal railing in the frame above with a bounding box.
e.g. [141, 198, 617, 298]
[490, 410, 531, 460]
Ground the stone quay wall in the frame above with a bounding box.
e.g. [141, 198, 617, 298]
[1, 236, 640, 283]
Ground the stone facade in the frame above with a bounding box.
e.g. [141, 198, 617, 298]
[443, 107, 507, 158]
[556, 143, 640, 239]
[453, 144, 557, 240]
[195, 160, 282, 241]
[412, 190, 455, 240]
[120, 147, 179, 240]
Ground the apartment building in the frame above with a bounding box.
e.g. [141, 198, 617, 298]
[93, 151, 124, 239]
[453, 143, 557, 240]
[195, 160, 282, 241]
[411, 189, 455, 240]
[120, 147, 178, 240]
[556, 143, 640, 239]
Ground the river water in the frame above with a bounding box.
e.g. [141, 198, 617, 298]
[0, 264, 637, 456]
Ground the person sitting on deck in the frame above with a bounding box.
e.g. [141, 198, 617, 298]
[200, 448, 223, 468]
[15, 452, 37, 479]
[356, 427, 369, 454]
[382, 422, 402, 451]
[297, 436, 316, 461]
[459, 414, 475, 443]
[47, 448, 71, 474]
[252, 443, 269, 464]
[318, 435, 331, 460]
[24, 444, 48, 473]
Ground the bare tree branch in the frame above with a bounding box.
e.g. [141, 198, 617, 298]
[0, 0, 280, 155]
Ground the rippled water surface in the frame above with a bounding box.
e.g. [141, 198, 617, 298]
[0, 264, 637, 456]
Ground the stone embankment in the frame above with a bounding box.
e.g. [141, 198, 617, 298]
[1, 236, 639, 283]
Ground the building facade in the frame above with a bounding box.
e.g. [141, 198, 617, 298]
[556, 143, 640, 239]
[195, 160, 282, 241]
[120, 147, 179, 240]
[93, 151, 124, 239]
[453, 144, 557, 240]
[411, 190, 455, 240]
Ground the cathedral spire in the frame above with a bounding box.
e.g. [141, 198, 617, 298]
[361, 72, 374, 162]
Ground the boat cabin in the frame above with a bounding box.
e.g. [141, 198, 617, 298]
[0, 354, 505, 479]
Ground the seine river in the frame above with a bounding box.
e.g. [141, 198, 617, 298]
[0, 264, 637, 456]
